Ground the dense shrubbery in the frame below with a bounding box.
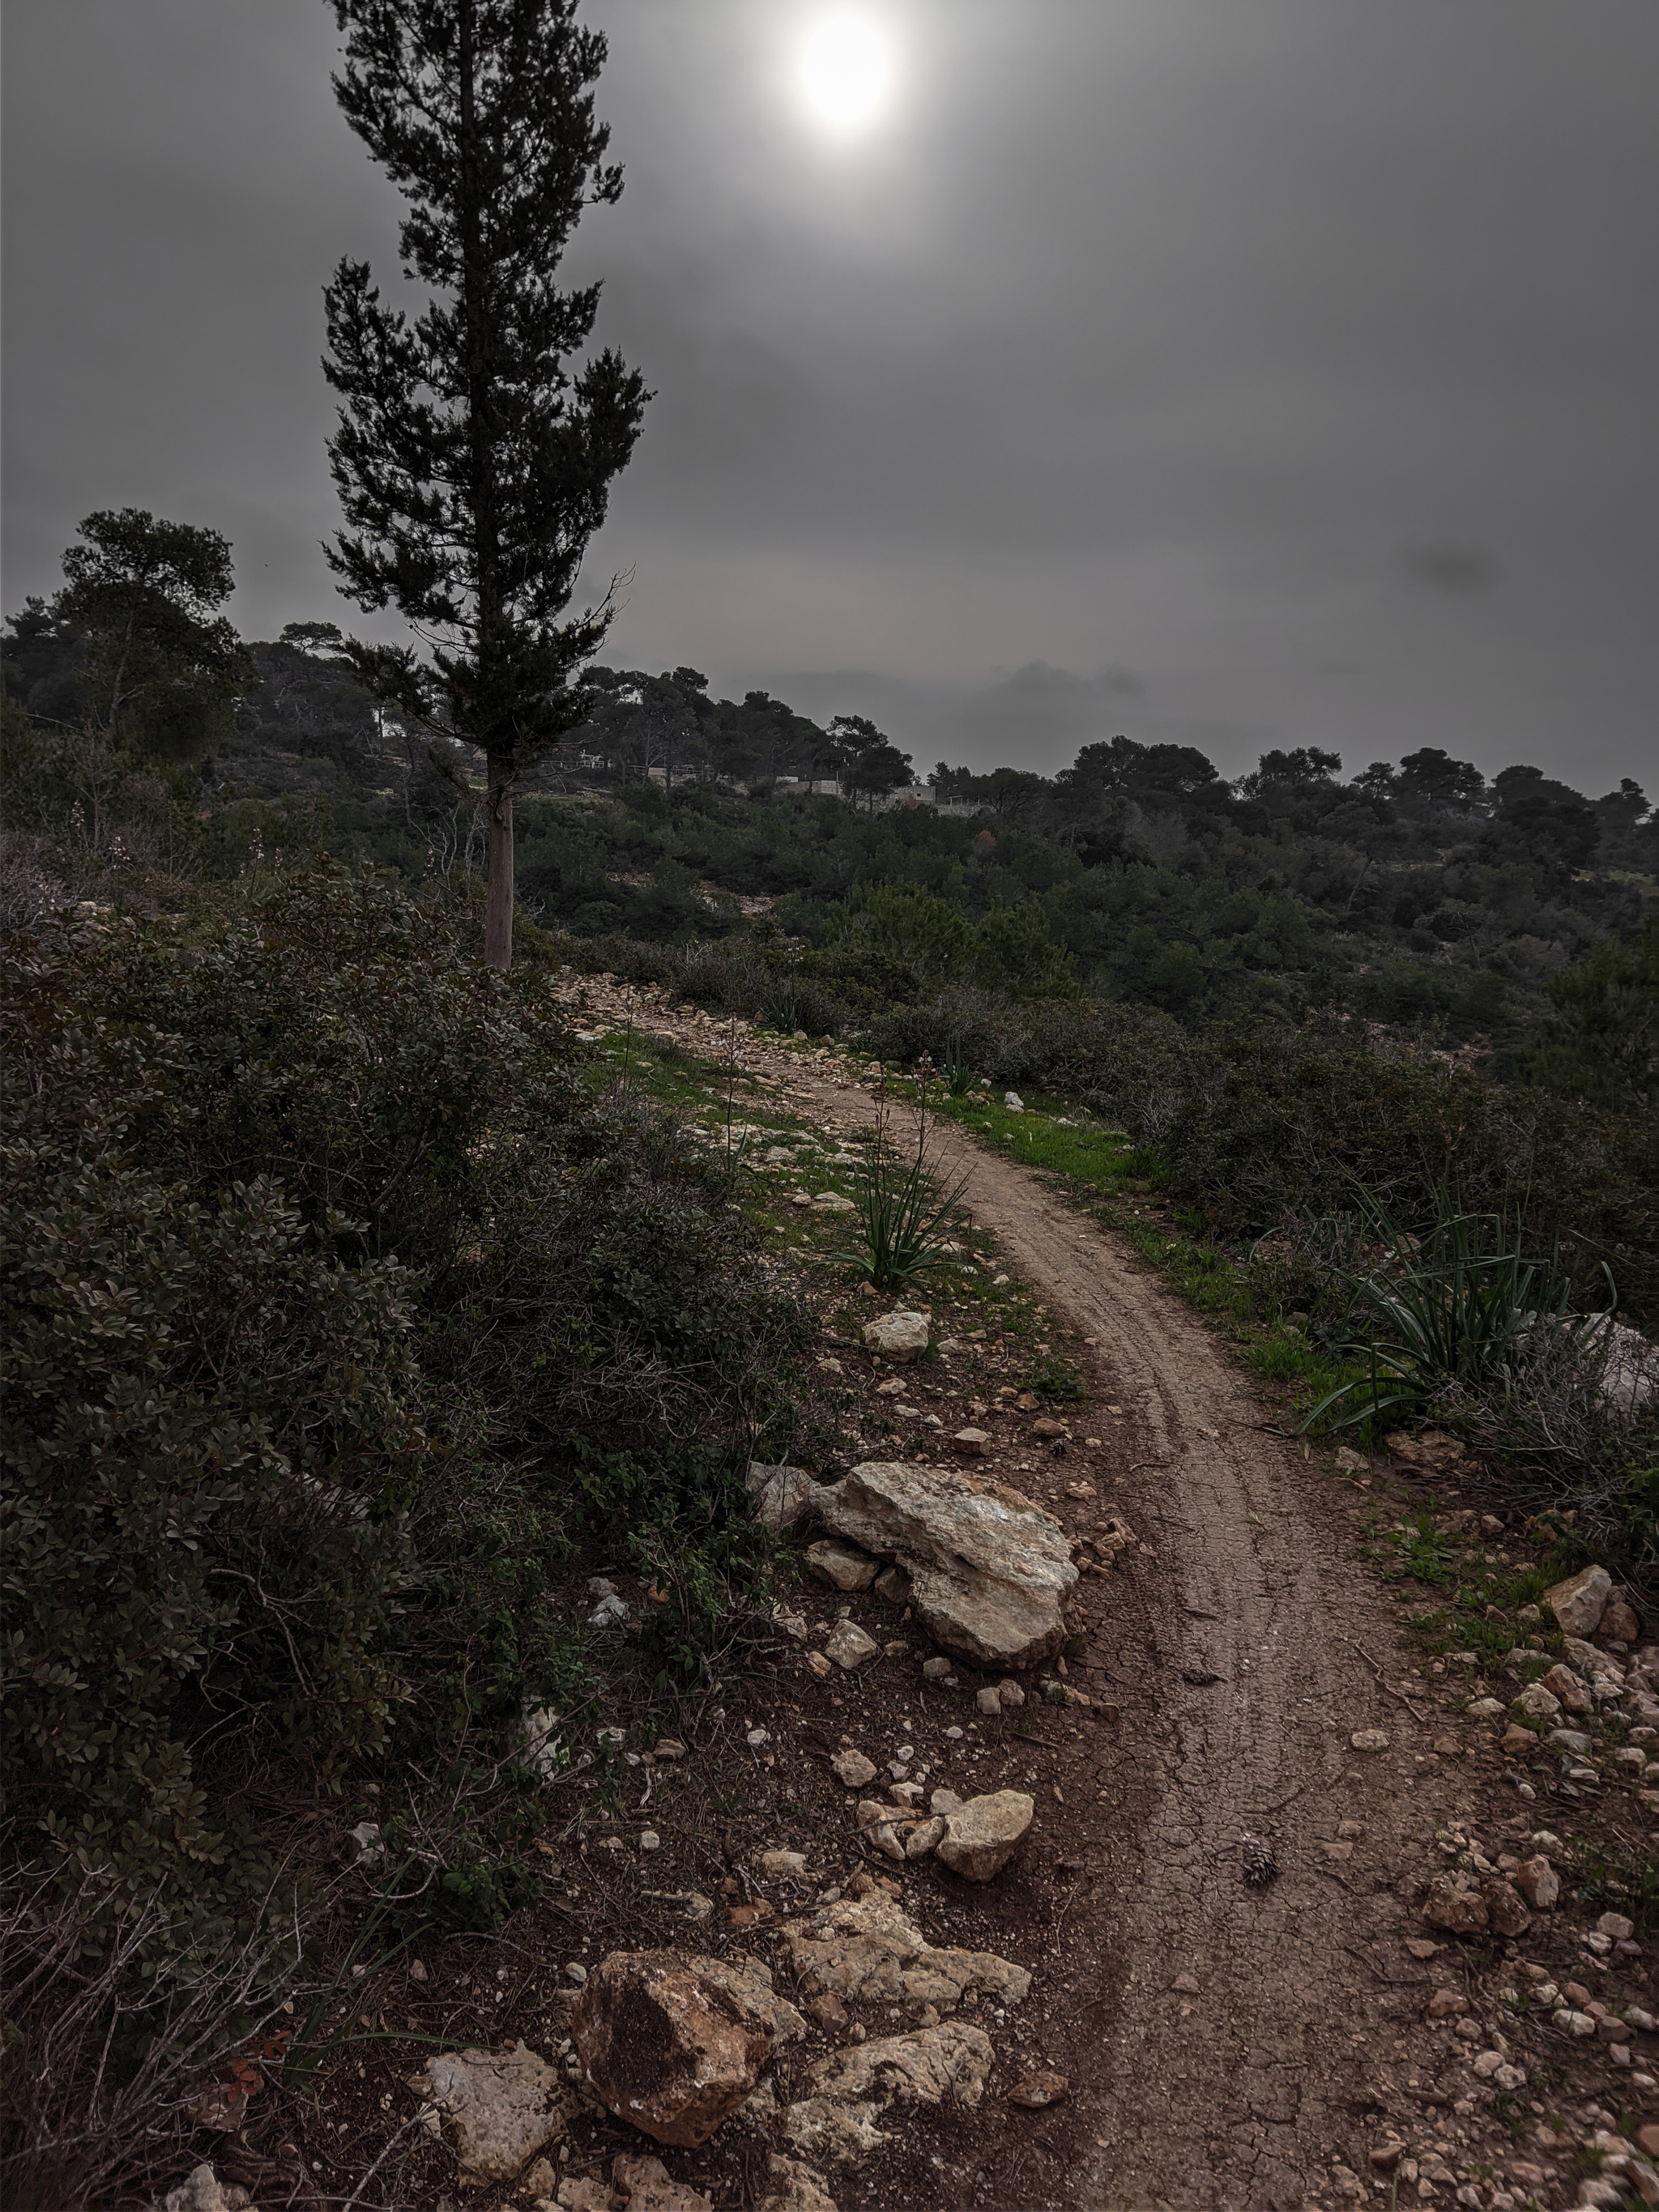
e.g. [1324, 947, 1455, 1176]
[0, 865, 809, 1916]
[857, 987, 1658, 1329]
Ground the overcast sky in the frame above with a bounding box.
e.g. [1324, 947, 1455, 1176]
[4, 1, 1656, 789]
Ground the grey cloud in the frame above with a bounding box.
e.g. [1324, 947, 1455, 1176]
[3, 0, 1656, 791]
[1401, 542, 1501, 596]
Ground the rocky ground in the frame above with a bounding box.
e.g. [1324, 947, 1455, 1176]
[168, 978, 1659, 2212]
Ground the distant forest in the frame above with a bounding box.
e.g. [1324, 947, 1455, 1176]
[4, 538, 1656, 1080]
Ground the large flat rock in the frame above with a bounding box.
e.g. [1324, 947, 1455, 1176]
[813, 1460, 1077, 1669]
[573, 1950, 802, 2149]
[419, 2041, 567, 2186]
[780, 1883, 1030, 2015]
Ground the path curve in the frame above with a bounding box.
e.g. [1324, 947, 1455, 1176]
[803, 1072, 1421, 2212]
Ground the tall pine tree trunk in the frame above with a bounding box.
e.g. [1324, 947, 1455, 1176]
[484, 751, 515, 970]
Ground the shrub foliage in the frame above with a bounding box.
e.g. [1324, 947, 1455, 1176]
[1, 865, 808, 1907]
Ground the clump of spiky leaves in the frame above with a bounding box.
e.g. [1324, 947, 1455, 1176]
[1295, 1194, 1614, 1435]
[832, 1072, 971, 1293]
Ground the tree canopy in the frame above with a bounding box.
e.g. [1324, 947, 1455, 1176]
[323, 0, 648, 965]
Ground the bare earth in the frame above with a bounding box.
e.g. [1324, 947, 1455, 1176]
[488, 987, 1653, 2212]
[798, 1067, 1469, 2211]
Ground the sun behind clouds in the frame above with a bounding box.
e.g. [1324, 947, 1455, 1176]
[800, 13, 893, 131]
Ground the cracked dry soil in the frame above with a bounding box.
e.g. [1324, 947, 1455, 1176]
[798, 1069, 1432, 2211]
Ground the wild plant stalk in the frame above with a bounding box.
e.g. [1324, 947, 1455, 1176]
[714, 1016, 751, 1196]
[0, 1871, 305, 2212]
[834, 1064, 972, 1292]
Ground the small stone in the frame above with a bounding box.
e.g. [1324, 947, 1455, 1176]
[807, 1652, 833, 1678]
[1423, 1875, 1489, 1936]
[1433, 1736, 1462, 1757]
[346, 1819, 385, 1869]
[1427, 1987, 1469, 2020]
[1553, 2008, 1597, 2037]
[1172, 1971, 1200, 1993]
[747, 1728, 770, 1749]
[1466, 1697, 1506, 1719]
[936, 1790, 1034, 1881]
[419, 2042, 567, 2186]
[565, 1962, 589, 1986]
[808, 1540, 879, 1592]
[906, 1816, 947, 1859]
[1382, 1428, 1465, 1469]
[807, 1993, 850, 2034]
[1599, 1911, 1636, 1940]
[825, 1621, 880, 1671]
[874, 1565, 911, 1605]
[1512, 1684, 1562, 1721]
[1404, 1939, 1441, 1960]
[975, 1686, 1002, 1715]
[862, 1311, 932, 1363]
[1370, 2143, 1405, 2172]
[1502, 1856, 1555, 1919]
[611, 2152, 715, 2212]
[1605, 1600, 1642, 1643]
[409, 1958, 429, 1982]
[951, 1428, 991, 1456]
[930, 1788, 964, 1815]
[832, 1749, 878, 1788]
[747, 1461, 820, 1533]
[1007, 2070, 1069, 2108]
[1545, 1728, 1591, 1754]
[1501, 1724, 1536, 1756]
[855, 1803, 911, 1864]
[760, 1851, 809, 1880]
[1542, 1662, 1593, 1714]
[639, 1831, 661, 1852]
[1004, 1091, 1024, 1112]
[1350, 1728, 1390, 1753]
[1492, 2063, 1526, 2092]
[1485, 1879, 1532, 1938]
[1546, 1563, 1613, 1637]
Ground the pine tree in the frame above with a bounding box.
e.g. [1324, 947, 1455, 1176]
[322, 0, 649, 967]
[56, 509, 253, 761]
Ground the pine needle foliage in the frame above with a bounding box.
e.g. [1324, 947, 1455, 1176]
[322, 0, 649, 966]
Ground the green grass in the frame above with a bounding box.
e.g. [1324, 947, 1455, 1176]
[925, 1085, 1385, 1443]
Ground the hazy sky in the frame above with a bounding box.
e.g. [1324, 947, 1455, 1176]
[4, 1, 1656, 788]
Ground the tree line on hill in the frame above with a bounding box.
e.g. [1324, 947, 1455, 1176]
[3, 509, 1654, 1096]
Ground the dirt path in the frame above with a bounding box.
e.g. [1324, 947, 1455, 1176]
[800, 1071, 1428, 2211]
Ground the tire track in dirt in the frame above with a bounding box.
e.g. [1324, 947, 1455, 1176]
[800, 1072, 1427, 2212]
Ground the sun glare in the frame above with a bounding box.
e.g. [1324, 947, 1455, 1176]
[800, 15, 891, 131]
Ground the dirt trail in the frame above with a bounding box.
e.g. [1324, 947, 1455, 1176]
[803, 1072, 1423, 2211]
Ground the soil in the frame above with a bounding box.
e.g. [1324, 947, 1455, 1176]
[210, 1019, 1658, 2212]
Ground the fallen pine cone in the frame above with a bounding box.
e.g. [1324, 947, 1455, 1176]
[1241, 1833, 1280, 1887]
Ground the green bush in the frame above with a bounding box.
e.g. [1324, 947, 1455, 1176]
[1, 866, 811, 1910]
[862, 990, 1657, 1328]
